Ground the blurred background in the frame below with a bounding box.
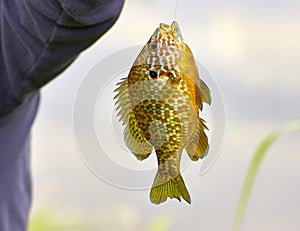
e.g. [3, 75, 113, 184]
[30, 0, 300, 230]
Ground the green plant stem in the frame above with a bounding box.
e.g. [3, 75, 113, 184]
[232, 120, 300, 231]
[231, 131, 279, 231]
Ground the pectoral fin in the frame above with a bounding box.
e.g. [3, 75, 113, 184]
[185, 117, 209, 161]
[114, 78, 153, 160]
[199, 79, 211, 105]
[196, 79, 211, 111]
[180, 43, 211, 110]
[124, 113, 153, 160]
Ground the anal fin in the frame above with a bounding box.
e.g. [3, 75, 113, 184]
[186, 117, 209, 161]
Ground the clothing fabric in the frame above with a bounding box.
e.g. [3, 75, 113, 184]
[0, 0, 124, 230]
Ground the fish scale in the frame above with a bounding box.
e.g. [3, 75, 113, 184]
[114, 21, 211, 204]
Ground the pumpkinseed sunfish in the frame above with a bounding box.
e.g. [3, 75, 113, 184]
[114, 21, 211, 204]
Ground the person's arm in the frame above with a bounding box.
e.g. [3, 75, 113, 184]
[0, 0, 124, 118]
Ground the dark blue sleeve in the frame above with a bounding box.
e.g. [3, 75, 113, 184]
[0, 0, 124, 118]
[0, 1, 124, 230]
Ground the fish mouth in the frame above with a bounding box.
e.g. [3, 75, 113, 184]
[171, 21, 183, 46]
[159, 21, 183, 46]
[159, 23, 171, 31]
[147, 21, 184, 52]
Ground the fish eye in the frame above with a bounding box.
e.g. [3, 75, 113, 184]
[149, 70, 158, 79]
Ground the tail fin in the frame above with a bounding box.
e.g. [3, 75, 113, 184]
[150, 173, 191, 204]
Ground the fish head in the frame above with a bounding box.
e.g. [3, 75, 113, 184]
[133, 21, 185, 84]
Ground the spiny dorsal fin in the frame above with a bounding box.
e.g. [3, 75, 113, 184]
[114, 78, 132, 125]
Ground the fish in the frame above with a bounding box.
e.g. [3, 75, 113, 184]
[114, 21, 211, 204]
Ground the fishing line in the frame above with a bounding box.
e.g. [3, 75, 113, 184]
[174, 0, 179, 21]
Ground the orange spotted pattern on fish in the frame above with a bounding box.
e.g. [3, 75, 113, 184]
[114, 21, 211, 204]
